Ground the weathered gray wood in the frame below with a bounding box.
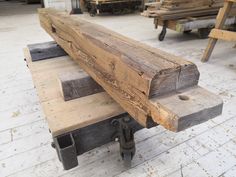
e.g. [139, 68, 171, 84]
[58, 71, 104, 101]
[176, 16, 236, 32]
[152, 86, 223, 132]
[28, 41, 67, 62]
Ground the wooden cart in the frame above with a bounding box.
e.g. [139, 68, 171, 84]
[154, 15, 236, 41]
[24, 40, 222, 170]
[141, 2, 236, 41]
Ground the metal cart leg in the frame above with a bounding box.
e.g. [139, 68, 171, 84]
[112, 117, 136, 166]
[198, 28, 211, 39]
[159, 21, 167, 41]
[154, 18, 158, 29]
[89, 5, 96, 17]
[52, 133, 78, 170]
[51, 113, 143, 170]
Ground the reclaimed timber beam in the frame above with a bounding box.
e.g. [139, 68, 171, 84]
[38, 8, 223, 132]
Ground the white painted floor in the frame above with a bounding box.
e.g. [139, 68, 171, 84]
[0, 1, 236, 177]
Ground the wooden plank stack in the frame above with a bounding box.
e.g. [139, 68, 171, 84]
[161, 0, 223, 10]
[141, 0, 225, 19]
[38, 8, 223, 132]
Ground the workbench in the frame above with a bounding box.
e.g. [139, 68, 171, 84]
[24, 39, 223, 170]
[24, 42, 144, 170]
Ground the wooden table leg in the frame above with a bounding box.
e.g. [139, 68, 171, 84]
[201, 38, 218, 62]
[201, 1, 233, 62]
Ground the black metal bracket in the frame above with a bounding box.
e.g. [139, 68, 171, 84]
[52, 133, 78, 170]
[51, 113, 144, 170]
[111, 117, 136, 163]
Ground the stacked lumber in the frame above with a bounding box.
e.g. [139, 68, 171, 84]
[144, 2, 161, 11]
[141, 0, 224, 19]
[142, 7, 221, 19]
[161, 0, 223, 10]
[38, 8, 223, 132]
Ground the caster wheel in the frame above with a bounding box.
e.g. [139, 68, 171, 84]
[122, 152, 132, 167]
[51, 142, 55, 148]
[90, 13, 95, 17]
[198, 28, 211, 39]
[183, 30, 192, 34]
[158, 28, 166, 41]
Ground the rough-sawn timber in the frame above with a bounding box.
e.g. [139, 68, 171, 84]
[38, 8, 223, 132]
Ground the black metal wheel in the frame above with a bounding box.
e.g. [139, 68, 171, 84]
[198, 28, 211, 39]
[89, 5, 96, 17]
[183, 30, 192, 34]
[51, 142, 55, 148]
[158, 21, 167, 41]
[90, 13, 95, 17]
[122, 152, 132, 167]
[158, 28, 166, 41]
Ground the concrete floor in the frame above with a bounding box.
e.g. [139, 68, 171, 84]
[0, 1, 236, 177]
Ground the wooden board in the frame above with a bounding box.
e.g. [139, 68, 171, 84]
[141, 0, 236, 19]
[161, 0, 223, 10]
[24, 48, 125, 137]
[38, 8, 223, 132]
[209, 28, 236, 41]
[27, 41, 67, 62]
[152, 86, 223, 131]
[148, 7, 221, 20]
[58, 71, 104, 101]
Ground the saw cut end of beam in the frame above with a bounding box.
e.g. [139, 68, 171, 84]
[38, 8, 223, 132]
[150, 86, 223, 132]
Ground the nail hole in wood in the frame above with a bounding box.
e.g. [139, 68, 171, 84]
[52, 26, 56, 33]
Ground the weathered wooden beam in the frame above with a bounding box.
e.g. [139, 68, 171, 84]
[58, 71, 104, 101]
[209, 29, 236, 41]
[28, 41, 67, 62]
[38, 8, 223, 132]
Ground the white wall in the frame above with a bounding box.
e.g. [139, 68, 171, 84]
[43, 0, 72, 12]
